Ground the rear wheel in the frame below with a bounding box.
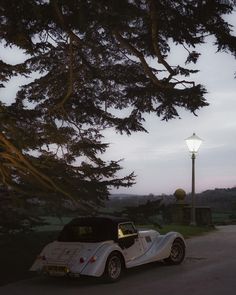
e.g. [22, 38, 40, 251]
[164, 239, 185, 265]
[103, 252, 123, 283]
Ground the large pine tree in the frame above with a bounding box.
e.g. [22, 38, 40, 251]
[0, 0, 236, 210]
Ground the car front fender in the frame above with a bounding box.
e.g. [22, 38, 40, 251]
[126, 232, 185, 268]
[157, 231, 185, 257]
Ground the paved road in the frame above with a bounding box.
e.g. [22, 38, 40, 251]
[1, 225, 236, 295]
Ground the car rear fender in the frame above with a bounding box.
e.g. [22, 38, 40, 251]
[30, 242, 54, 272]
[80, 243, 124, 277]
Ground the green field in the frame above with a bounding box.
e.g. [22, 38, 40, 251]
[158, 224, 215, 238]
[34, 216, 73, 231]
[212, 212, 235, 225]
[138, 224, 215, 239]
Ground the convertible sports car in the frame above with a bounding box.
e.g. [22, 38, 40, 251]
[30, 216, 186, 282]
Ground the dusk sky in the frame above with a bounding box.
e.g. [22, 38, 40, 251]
[1, 13, 236, 196]
[104, 13, 236, 196]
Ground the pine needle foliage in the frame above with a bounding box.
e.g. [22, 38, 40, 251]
[0, 0, 236, 210]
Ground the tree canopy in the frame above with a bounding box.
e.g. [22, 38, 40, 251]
[0, 0, 236, 210]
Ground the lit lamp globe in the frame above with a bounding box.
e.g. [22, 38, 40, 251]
[174, 189, 186, 203]
[185, 133, 202, 154]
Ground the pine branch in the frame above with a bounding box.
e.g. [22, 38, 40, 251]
[51, 0, 83, 45]
[172, 79, 195, 87]
[57, 37, 74, 108]
[148, 0, 174, 78]
[113, 30, 173, 89]
[0, 132, 93, 209]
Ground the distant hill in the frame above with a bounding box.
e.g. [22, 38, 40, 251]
[107, 193, 173, 210]
[108, 187, 236, 212]
[196, 187, 236, 211]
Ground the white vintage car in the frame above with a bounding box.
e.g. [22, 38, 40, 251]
[30, 216, 186, 282]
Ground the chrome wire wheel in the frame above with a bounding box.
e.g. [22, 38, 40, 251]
[108, 255, 121, 280]
[104, 253, 123, 282]
[164, 239, 185, 265]
[170, 242, 184, 262]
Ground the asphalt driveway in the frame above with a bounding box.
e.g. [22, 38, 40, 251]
[1, 225, 236, 295]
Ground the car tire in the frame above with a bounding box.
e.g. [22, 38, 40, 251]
[103, 252, 123, 283]
[164, 239, 185, 265]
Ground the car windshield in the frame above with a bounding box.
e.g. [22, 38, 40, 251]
[57, 224, 112, 242]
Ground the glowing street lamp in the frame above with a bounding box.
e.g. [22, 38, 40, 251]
[185, 133, 202, 225]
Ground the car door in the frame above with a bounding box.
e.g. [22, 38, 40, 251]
[118, 222, 144, 261]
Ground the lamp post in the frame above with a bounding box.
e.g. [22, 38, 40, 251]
[185, 133, 202, 226]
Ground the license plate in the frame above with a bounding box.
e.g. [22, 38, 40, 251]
[44, 265, 69, 275]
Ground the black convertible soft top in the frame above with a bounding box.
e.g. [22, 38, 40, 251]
[57, 216, 131, 242]
[69, 216, 130, 225]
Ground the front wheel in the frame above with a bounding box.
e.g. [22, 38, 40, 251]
[164, 239, 185, 265]
[103, 252, 123, 283]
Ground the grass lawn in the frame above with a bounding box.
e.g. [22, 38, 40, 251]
[138, 224, 215, 239]
[158, 224, 216, 239]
